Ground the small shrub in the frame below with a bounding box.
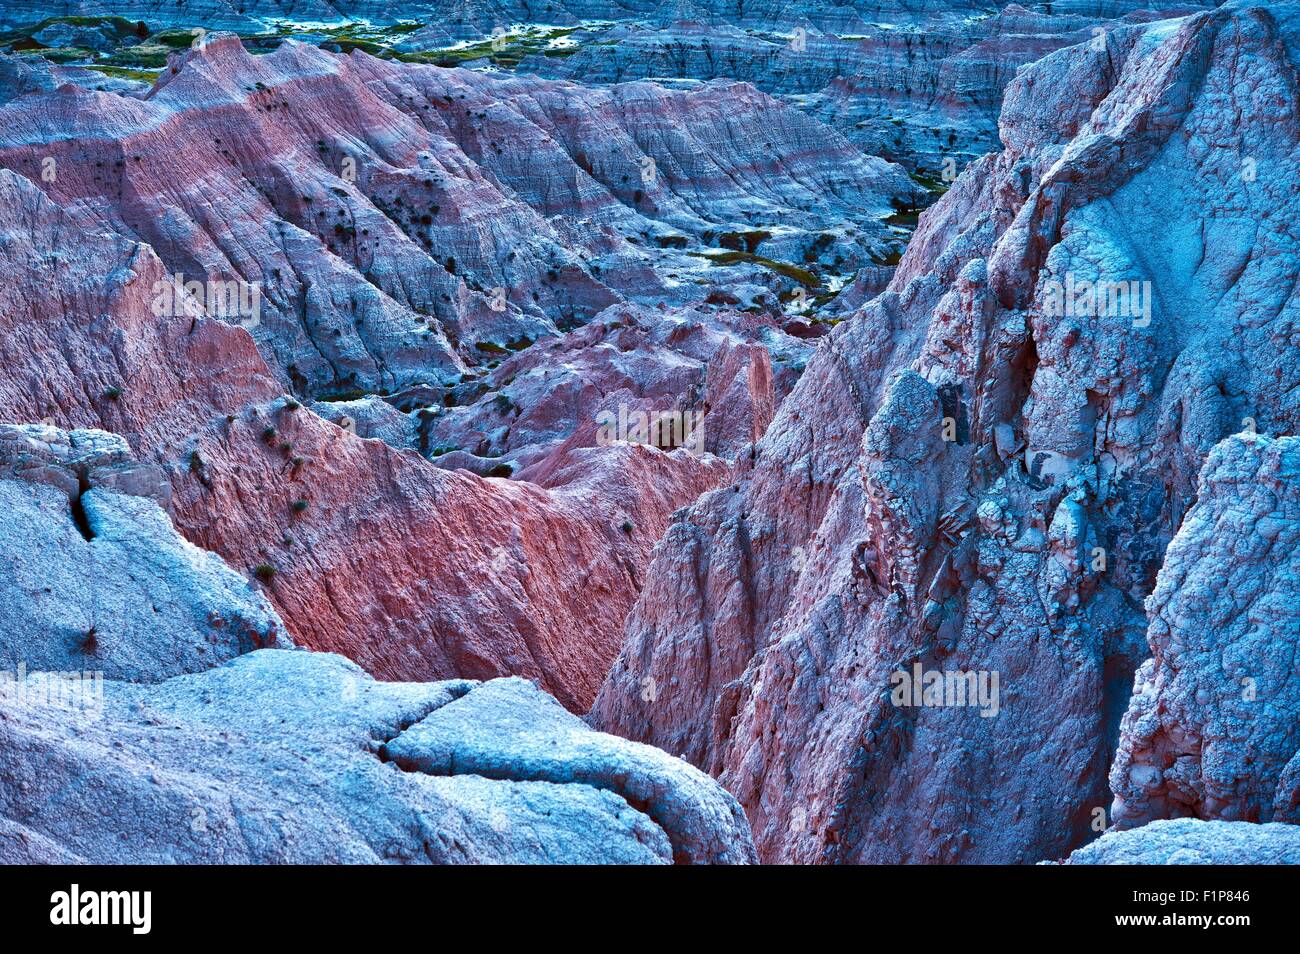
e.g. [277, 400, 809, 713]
[252, 563, 277, 583]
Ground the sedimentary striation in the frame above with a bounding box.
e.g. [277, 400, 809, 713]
[0, 33, 913, 397]
[0, 424, 754, 864]
[591, 0, 1300, 863]
[3, 0, 1299, 866]
[0, 165, 726, 711]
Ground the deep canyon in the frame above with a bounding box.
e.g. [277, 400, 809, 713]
[0, 0, 1297, 866]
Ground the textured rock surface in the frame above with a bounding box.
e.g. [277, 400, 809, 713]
[1063, 819, 1300, 865]
[422, 303, 804, 473]
[0, 448, 287, 681]
[0, 34, 914, 398]
[382, 675, 755, 863]
[592, 0, 1300, 864]
[0, 166, 723, 711]
[0, 649, 755, 863]
[2, 4, 1216, 184]
[0, 449, 755, 864]
[529, 4, 1213, 170]
[1110, 435, 1300, 829]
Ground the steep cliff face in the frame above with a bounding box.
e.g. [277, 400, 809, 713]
[591, 0, 1300, 863]
[1110, 435, 1300, 829]
[0, 167, 726, 711]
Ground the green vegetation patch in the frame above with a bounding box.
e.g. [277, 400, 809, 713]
[693, 250, 823, 288]
[84, 63, 160, 83]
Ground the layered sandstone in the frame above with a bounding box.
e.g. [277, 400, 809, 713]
[592, 0, 1300, 864]
[0, 167, 723, 711]
[0, 34, 914, 397]
[1, 651, 756, 863]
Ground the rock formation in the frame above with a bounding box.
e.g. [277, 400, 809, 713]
[0, 650, 756, 863]
[0, 167, 723, 711]
[0, 34, 914, 397]
[0, 423, 288, 680]
[1110, 434, 1300, 829]
[1062, 819, 1300, 865]
[0, 424, 754, 864]
[591, 0, 1300, 864]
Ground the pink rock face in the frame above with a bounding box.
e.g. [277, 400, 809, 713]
[1110, 435, 1300, 829]
[0, 34, 914, 399]
[422, 303, 803, 474]
[0, 168, 725, 711]
[591, 2, 1300, 863]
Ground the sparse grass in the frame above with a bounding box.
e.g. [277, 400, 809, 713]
[908, 169, 951, 196]
[692, 250, 822, 288]
[84, 64, 160, 83]
[101, 42, 172, 69]
[396, 26, 581, 70]
[28, 46, 97, 63]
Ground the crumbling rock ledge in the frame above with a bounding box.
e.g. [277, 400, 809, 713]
[382, 677, 757, 865]
[1, 651, 755, 864]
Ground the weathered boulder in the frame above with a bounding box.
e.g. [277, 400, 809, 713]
[0, 425, 287, 681]
[0, 166, 722, 711]
[1063, 819, 1300, 865]
[0, 650, 755, 863]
